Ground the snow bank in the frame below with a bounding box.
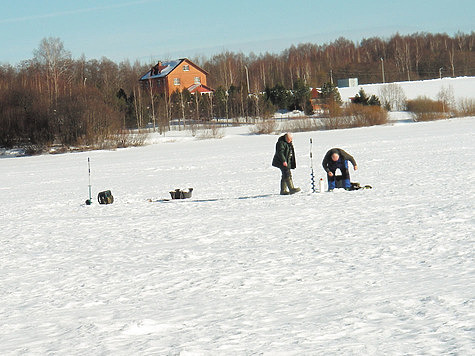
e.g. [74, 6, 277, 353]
[338, 76, 475, 103]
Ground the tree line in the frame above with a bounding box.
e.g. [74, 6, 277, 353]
[0, 32, 473, 151]
[203, 32, 474, 91]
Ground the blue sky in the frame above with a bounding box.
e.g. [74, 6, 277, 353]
[1, 0, 473, 65]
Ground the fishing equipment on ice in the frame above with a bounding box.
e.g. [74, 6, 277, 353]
[169, 188, 193, 199]
[348, 182, 373, 190]
[319, 177, 325, 193]
[85, 157, 92, 205]
[98, 190, 114, 204]
[332, 175, 372, 191]
[309, 138, 316, 193]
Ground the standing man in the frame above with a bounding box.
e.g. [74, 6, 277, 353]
[322, 148, 358, 191]
[272, 133, 301, 195]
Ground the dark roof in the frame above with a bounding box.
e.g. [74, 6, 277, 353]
[140, 59, 185, 81]
[139, 58, 209, 81]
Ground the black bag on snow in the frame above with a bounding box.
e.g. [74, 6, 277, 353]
[169, 188, 193, 199]
[98, 190, 114, 204]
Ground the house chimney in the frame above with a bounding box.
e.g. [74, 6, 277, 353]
[151, 61, 163, 76]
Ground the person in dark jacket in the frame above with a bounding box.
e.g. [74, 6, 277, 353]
[272, 133, 300, 195]
[322, 148, 358, 191]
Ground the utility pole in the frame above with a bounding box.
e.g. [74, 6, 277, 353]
[148, 78, 156, 132]
[244, 65, 250, 94]
[380, 58, 385, 83]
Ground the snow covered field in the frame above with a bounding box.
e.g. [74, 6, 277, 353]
[1, 117, 474, 355]
[338, 76, 475, 104]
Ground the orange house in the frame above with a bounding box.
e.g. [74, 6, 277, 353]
[139, 58, 214, 96]
[310, 87, 325, 112]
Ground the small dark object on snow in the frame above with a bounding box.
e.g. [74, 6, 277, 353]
[169, 188, 193, 199]
[348, 182, 372, 190]
[334, 175, 372, 190]
[98, 190, 114, 204]
[85, 199, 92, 205]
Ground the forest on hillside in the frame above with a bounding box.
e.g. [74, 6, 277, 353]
[0, 32, 474, 151]
[204, 32, 474, 90]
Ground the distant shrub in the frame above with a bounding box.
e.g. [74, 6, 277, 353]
[83, 130, 149, 150]
[197, 125, 225, 139]
[345, 104, 388, 126]
[280, 118, 323, 132]
[322, 104, 388, 130]
[114, 130, 149, 148]
[322, 116, 348, 130]
[249, 119, 278, 134]
[24, 144, 48, 155]
[326, 99, 343, 118]
[456, 98, 475, 117]
[406, 97, 447, 121]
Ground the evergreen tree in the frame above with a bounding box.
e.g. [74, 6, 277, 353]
[115, 88, 137, 128]
[352, 89, 369, 105]
[368, 95, 381, 106]
[213, 86, 229, 119]
[304, 99, 314, 116]
[258, 94, 277, 119]
[199, 94, 212, 120]
[265, 84, 291, 110]
[320, 82, 342, 104]
[170, 90, 182, 119]
[227, 84, 242, 119]
[292, 79, 311, 111]
[352, 89, 381, 106]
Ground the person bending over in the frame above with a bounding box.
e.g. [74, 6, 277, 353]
[322, 148, 357, 191]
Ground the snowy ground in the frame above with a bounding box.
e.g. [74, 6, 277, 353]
[338, 76, 475, 104]
[1, 117, 474, 355]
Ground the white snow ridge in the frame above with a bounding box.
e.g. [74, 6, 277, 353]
[0, 116, 474, 355]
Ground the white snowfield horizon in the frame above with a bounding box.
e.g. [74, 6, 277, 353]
[1, 113, 474, 354]
[337, 76, 475, 103]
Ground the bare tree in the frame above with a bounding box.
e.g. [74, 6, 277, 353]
[437, 86, 455, 113]
[33, 37, 71, 105]
[147, 78, 156, 131]
[448, 42, 456, 77]
[379, 83, 407, 111]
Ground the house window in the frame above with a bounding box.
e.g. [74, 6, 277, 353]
[183, 65, 190, 71]
[194, 77, 201, 84]
[173, 78, 180, 86]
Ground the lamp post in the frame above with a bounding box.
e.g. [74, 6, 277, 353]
[244, 65, 250, 94]
[380, 58, 385, 83]
[243, 65, 260, 120]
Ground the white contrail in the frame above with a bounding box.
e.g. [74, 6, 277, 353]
[0, 0, 156, 24]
